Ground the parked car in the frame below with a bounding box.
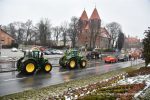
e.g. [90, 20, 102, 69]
[51, 49, 63, 55]
[43, 50, 52, 55]
[118, 54, 128, 62]
[104, 56, 118, 63]
[56, 50, 63, 55]
[11, 48, 18, 52]
[86, 51, 100, 59]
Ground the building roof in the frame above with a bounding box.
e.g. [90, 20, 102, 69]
[80, 9, 88, 21]
[90, 8, 100, 20]
[125, 37, 140, 43]
[100, 27, 110, 38]
[0, 28, 15, 40]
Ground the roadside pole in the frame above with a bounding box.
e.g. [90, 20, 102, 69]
[131, 58, 132, 67]
[0, 43, 1, 57]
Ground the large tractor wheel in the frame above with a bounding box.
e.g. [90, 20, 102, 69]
[80, 60, 87, 68]
[59, 56, 65, 68]
[43, 63, 52, 73]
[16, 57, 24, 70]
[67, 58, 77, 69]
[23, 60, 36, 74]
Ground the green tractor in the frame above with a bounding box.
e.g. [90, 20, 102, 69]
[17, 50, 52, 74]
[59, 49, 87, 69]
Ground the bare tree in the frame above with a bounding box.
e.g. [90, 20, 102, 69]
[106, 22, 122, 48]
[68, 16, 79, 48]
[52, 26, 61, 46]
[60, 22, 68, 47]
[37, 18, 52, 46]
[22, 20, 34, 44]
[14, 22, 25, 44]
[89, 19, 101, 49]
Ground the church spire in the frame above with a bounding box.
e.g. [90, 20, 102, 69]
[90, 8, 100, 20]
[80, 9, 88, 21]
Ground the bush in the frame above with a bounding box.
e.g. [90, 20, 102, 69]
[103, 48, 115, 52]
[2, 43, 18, 48]
[11, 43, 18, 48]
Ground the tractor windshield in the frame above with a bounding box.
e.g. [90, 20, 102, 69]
[24, 50, 41, 58]
[71, 50, 78, 56]
[33, 51, 39, 58]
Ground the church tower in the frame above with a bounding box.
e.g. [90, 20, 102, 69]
[77, 8, 102, 49]
[79, 9, 89, 33]
[78, 9, 89, 47]
[89, 8, 101, 49]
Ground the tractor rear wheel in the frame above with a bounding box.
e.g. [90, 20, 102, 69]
[17, 57, 24, 71]
[59, 56, 65, 68]
[23, 60, 36, 74]
[80, 60, 87, 68]
[43, 63, 52, 73]
[67, 58, 77, 69]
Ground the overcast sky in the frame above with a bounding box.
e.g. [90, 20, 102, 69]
[0, 0, 150, 39]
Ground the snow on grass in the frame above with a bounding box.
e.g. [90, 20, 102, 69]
[117, 74, 150, 98]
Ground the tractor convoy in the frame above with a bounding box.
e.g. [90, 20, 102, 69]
[16, 49, 87, 74]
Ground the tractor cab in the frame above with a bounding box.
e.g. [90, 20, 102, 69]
[23, 50, 43, 59]
[65, 49, 81, 58]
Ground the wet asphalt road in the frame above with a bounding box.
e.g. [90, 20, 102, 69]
[0, 59, 144, 96]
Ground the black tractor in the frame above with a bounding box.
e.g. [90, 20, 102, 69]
[17, 50, 52, 74]
[59, 49, 87, 69]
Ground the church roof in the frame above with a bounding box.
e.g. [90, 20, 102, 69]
[90, 8, 100, 20]
[100, 27, 110, 38]
[80, 9, 88, 21]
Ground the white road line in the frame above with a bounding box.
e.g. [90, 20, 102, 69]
[3, 77, 27, 82]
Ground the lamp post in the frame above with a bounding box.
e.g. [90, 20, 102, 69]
[0, 41, 1, 57]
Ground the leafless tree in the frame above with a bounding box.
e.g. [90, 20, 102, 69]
[60, 22, 68, 47]
[106, 22, 122, 48]
[52, 26, 61, 46]
[89, 19, 101, 49]
[68, 16, 79, 48]
[14, 22, 25, 44]
[22, 20, 34, 44]
[37, 18, 52, 46]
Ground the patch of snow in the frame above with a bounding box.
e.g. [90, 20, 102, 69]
[117, 74, 150, 99]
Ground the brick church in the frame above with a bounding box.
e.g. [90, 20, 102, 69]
[77, 8, 110, 49]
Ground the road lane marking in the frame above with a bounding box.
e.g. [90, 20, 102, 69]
[3, 77, 27, 82]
